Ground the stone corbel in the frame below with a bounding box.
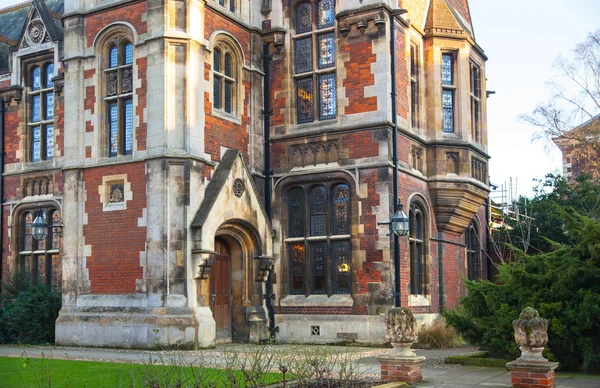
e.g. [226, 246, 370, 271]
[52, 72, 65, 96]
[261, 0, 271, 15]
[192, 248, 216, 280]
[1, 86, 23, 106]
[254, 255, 274, 282]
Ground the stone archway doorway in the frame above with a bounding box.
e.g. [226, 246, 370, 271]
[211, 238, 232, 339]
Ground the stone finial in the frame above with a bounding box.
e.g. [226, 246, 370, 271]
[513, 307, 549, 363]
[386, 307, 418, 357]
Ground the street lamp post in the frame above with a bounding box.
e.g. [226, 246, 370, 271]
[379, 202, 410, 307]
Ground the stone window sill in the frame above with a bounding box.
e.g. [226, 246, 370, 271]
[409, 294, 431, 307]
[280, 294, 353, 307]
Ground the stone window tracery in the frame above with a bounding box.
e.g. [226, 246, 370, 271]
[293, 0, 337, 124]
[286, 181, 351, 295]
[104, 38, 134, 157]
[409, 201, 428, 295]
[213, 40, 239, 116]
[28, 62, 55, 162]
[19, 208, 61, 289]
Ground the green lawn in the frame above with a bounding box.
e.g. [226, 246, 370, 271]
[0, 356, 283, 387]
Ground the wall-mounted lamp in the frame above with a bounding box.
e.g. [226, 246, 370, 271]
[27, 209, 63, 241]
[192, 249, 216, 280]
[378, 202, 410, 237]
[254, 255, 274, 282]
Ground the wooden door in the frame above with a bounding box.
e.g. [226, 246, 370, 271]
[211, 239, 231, 338]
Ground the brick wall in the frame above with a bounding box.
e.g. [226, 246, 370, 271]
[395, 27, 409, 119]
[342, 40, 378, 115]
[4, 104, 20, 164]
[85, 0, 147, 48]
[83, 163, 146, 294]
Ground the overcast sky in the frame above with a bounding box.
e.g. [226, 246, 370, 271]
[2, 0, 599, 198]
[469, 0, 600, 198]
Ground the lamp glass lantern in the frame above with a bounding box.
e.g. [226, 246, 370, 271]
[391, 204, 410, 236]
[29, 210, 49, 241]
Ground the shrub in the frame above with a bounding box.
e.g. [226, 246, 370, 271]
[445, 212, 600, 371]
[0, 274, 62, 344]
[417, 318, 459, 349]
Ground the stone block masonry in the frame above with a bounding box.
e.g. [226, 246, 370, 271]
[378, 357, 424, 384]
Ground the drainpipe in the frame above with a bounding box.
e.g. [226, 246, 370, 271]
[390, 15, 401, 308]
[262, 42, 276, 339]
[0, 98, 3, 292]
[438, 232, 445, 313]
[485, 195, 492, 281]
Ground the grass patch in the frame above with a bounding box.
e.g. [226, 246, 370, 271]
[445, 352, 508, 368]
[0, 355, 283, 387]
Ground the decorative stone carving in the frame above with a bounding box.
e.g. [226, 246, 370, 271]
[106, 72, 118, 96]
[233, 178, 245, 198]
[386, 307, 418, 357]
[121, 69, 132, 93]
[289, 141, 339, 168]
[26, 19, 46, 47]
[109, 184, 124, 203]
[513, 307, 549, 363]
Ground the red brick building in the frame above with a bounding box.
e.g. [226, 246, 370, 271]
[0, 0, 491, 348]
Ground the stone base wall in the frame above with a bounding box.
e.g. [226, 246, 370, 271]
[55, 306, 213, 349]
[275, 314, 386, 344]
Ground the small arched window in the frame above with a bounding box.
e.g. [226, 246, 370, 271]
[105, 38, 134, 157]
[466, 221, 481, 280]
[213, 42, 238, 115]
[19, 208, 61, 288]
[409, 201, 428, 295]
[286, 181, 351, 295]
[28, 61, 55, 162]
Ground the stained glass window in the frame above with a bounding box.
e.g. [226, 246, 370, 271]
[286, 180, 351, 296]
[311, 242, 327, 294]
[290, 243, 305, 294]
[32, 67, 41, 91]
[442, 54, 453, 85]
[310, 186, 327, 236]
[318, 33, 335, 69]
[24, 212, 33, 251]
[317, 0, 335, 29]
[124, 100, 133, 155]
[31, 126, 41, 162]
[20, 210, 60, 288]
[46, 125, 54, 160]
[45, 64, 54, 88]
[109, 103, 118, 157]
[409, 203, 425, 295]
[318, 73, 336, 120]
[297, 78, 314, 124]
[45, 93, 54, 120]
[295, 3, 312, 34]
[288, 188, 305, 237]
[31, 95, 41, 122]
[295, 37, 313, 74]
[442, 90, 454, 133]
[332, 183, 350, 235]
[333, 241, 350, 294]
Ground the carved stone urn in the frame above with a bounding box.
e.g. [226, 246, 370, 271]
[513, 307, 549, 363]
[386, 307, 418, 357]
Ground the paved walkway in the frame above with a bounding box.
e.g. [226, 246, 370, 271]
[1, 344, 599, 387]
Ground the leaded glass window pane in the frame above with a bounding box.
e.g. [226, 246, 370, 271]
[333, 240, 350, 294]
[214, 48, 221, 73]
[124, 42, 133, 65]
[31, 95, 41, 122]
[288, 188, 305, 237]
[290, 243, 305, 294]
[295, 37, 313, 74]
[109, 45, 118, 68]
[224, 53, 232, 77]
[45, 93, 54, 120]
[219, 0, 225, 5]
[296, 78, 314, 124]
[46, 124, 54, 160]
[442, 89, 454, 133]
[295, 3, 312, 34]
[317, 0, 335, 29]
[45, 64, 54, 88]
[24, 212, 33, 251]
[123, 100, 133, 155]
[214, 77, 221, 109]
[318, 73, 336, 120]
[224, 81, 232, 114]
[311, 242, 327, 294]
[310, 186, 327, 236]
[229, 0, 235, 12]
[31, 126, 41, 162]
[32, 67, 41, 91]
[332, 183, 350, 235]
[442, 54, 453, 85]
[317, 33, 335, 69]
[36, 255, 46, 285]
[108, 103, 118, 157]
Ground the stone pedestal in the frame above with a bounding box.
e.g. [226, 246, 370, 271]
[506, 361, 559, 388]
[378, 356, 425, 384]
